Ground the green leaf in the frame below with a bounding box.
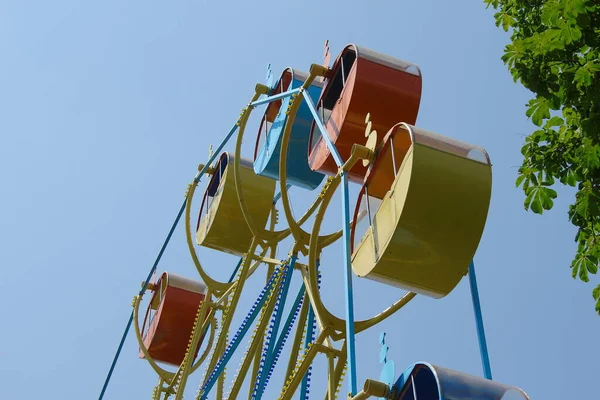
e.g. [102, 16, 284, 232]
[484, 0, 499, 9]
[560, 22, 583, 44]
[574, 65, 593, 88]
[502, 40, 525, 69]
[526, 97, 551, 126]
[530, 172, 539, 186]
[495, 11, 515, 31]
[524, 186, 557, 214]
[571, 0, 587, 14]
[572, 254, 594, 282]
[546, 116, 565, 128]
[574, 61, 600, 90]
[560, 169, 578, 187]
[541, 4, 560, 25]
[541, 29, 565, 51]
[515, 174, 526, 188]
[594, 284, 600, 301]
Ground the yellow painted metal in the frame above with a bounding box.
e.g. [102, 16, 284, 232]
[352, 124, 492, 298]
[327, 353, 336, 400]
[278, 329, 329, 400]
[196, 153, 275, 256]
[173, 288, 214, 400]
[132, 295, 175, 382]
[327, 341, 348, 400]
[285, 294, 309, 379]
[225, 265, 286, 400]
[305, 171, 417, 336]
[204, 247, 257, 382]
[185, 178, 233, 294]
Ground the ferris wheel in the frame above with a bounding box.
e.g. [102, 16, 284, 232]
[99, 41, 531, 400]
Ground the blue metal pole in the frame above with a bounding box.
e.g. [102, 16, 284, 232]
[227, 258, 244, 283]
[255, 255, 297, 399]
[300, 262, 320, 399]
[271, 284, 306, 367]
[98, 312, 133, 400]
[195, 123, 239, 183]
[199, 265, 286, 399]
[250, 87, 301, 107]
[99, 120, 241, 399]
[468, 261, 493, 380]
[259, 284, 306, 393]
[303, 88, 358, 395]
[341, 172, 358, 395]
[299, 298, 316, 399]
[273, 184, 292, 204]
[301, 90, 344, 166]
[99, 199, 188, 400]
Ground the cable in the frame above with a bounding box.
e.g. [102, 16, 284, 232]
[99, 199, 188, 400]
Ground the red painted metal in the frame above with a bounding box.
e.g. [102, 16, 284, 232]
[307, 44, 422, 183]
[139, 272, 209, 366]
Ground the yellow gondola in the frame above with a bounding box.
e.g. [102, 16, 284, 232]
[351, 123, 492, 298]
[196, 152, 275, 255]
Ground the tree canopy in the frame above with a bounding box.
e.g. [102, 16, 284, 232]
[484, 0, 600, 313]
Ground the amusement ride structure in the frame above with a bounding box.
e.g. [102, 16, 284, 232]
[99, 42, 531, 400]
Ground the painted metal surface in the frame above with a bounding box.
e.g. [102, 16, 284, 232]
[253, 68, 325, 190]
[392, 362, 529, 400]
[307, 44, 423, 183]
[139, 272, 208, 366]
[469, 261, 493, 380]
[351, 123, 492, 298]
[342, 171, 359, 396]
[304, 86, 359, 395]
[196, 152, 275, 256]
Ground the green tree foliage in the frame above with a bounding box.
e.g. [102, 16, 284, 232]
[484, 0, 600, 314]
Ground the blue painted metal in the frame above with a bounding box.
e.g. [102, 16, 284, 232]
[99, 312, 134, 400]
[254, 70, 325, 190]
[265, 63, 274, 89]
[272, 184, 292, 204]
[253, 255, 297, 399]
[305, 88, 358, 395]
[250, 87, 301, 107]
[99, 198, 190, 400]
[378, 332, 395, 397]
[341, 172, 358, 396]
[300, 270, 320, 399]
[299, 307, 315, 399]
[227, 257, 244, 283]
[260, 283, 306, 390]
[468, 261, 493, 380]
[392, 362, 528, 399]
[196, 123, 240, 183]
[199, 264, 286, 399]
[302, 90, 344, 167]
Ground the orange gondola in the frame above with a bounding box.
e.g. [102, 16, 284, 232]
[307, 44, 422, 182]
[139, 272, 209, 366]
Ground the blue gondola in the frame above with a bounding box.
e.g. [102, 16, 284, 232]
[253, 68, 325, 191]
[392, 362, 529, 399]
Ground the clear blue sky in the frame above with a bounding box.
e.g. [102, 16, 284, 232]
[1, 1, 598, 399]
